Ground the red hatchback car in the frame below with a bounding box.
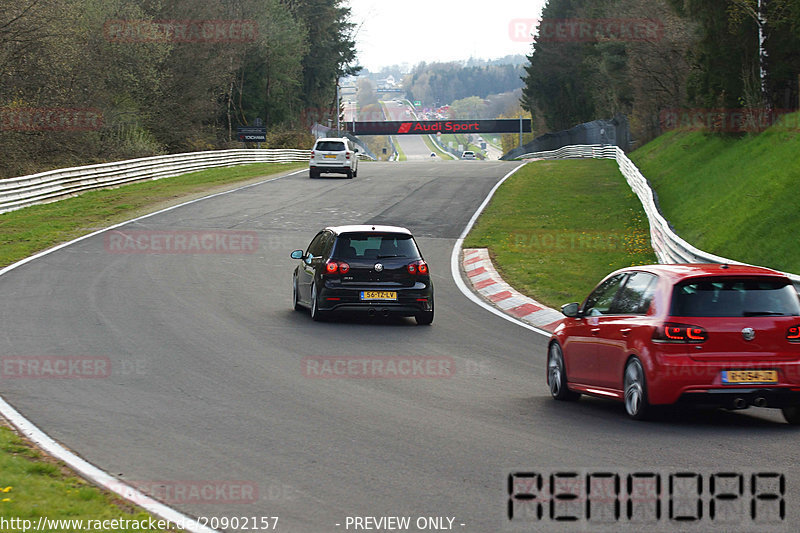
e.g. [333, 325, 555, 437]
[548, 264, 800, 423]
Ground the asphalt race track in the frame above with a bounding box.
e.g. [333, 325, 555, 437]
[1, 161, 799, 532]
[383, 101, 442, 160]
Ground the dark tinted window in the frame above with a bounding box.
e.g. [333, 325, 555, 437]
[583, 274, 627, 316]
[611, 272, 658, 315]
[316, 141, 346, 151]
[306, 232, 327, 256]
[671, 277, 800, 317]
[334, 233, 420, 260]
[321, 232, 335, 257]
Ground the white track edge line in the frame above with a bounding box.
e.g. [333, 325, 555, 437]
[449, 163, 553, 338]
[0, 166, 305, 532]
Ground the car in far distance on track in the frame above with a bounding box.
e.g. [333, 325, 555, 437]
[461, 150, 476, 160]
[291, 225, 434, 325]
[309, 137, 358, 179]
[547, 264, 800, 423]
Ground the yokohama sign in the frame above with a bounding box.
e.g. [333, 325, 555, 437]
[345, 119, 532, 135]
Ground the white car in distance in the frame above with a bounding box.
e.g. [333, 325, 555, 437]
[309, 137, 359, 179]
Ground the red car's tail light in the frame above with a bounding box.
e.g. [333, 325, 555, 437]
[407, 260, 429, 275]
[324, 260, 349, 275]
[788, 325, 800, 342]
[653, 322, 708, 343]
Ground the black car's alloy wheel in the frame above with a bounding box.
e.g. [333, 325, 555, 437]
[415, 309, 433, 325]
[292, 276, 302, 311]
[310, 284, 325, 321]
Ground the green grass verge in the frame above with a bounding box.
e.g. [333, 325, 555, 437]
[630, 112, 800, 273]
[0, 425, 173, 532]
[464, 160, 657, 307]
[392, 138, 407, 161]
[0, 162, 305, 268]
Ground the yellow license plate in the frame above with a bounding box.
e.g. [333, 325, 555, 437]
[721, 370, 778, 384]
[361, 291, 397, 301]
[324, 154, 337, 159]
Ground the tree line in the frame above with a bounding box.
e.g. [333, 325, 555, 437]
[0, 0, 358, 178]
[521, 0, 800, 144]
[405, 62, 526, 108]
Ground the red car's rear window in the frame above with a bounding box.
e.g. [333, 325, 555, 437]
[671, 277, 800, 317]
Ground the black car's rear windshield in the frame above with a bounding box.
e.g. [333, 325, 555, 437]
[671, 277, 800, 317]
[315, 141, 345, 151]
[333, 233, 420, 260]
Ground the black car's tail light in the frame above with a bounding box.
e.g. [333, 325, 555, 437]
[653, 322, 708, 343]
[324, 260, 349, 275]
[788, 325, 800, 342]
[407, 260, 429, 275]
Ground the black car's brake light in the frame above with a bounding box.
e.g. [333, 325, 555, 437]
[788, 325, 800, 342]
[324, 260, 349, 275]
[653, 322, 708, 343]
[407, 260, 429, 275]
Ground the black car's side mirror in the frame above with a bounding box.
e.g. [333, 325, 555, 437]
[561, 302, 581, 318]
[290, 250, 304, 260]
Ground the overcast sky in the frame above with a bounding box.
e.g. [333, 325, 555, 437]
[347, 0, 548, 72]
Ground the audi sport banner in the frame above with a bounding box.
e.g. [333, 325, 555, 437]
[344, 119, 532, 135]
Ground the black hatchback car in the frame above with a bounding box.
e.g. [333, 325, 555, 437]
[291, 225, 434, 324]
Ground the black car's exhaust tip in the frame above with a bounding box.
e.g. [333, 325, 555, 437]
[368, 308, 376, 318]
[381, 309, 390, 317]
[733, 397, 748, 409]
[754, 397, 768, 408]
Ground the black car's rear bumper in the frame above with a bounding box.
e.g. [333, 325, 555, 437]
[317, 284, 433, 316]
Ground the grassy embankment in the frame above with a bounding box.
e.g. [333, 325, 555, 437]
[464, 159, 656, 307]
[465, 111, 800, 307]
[630, 112, 800, 273]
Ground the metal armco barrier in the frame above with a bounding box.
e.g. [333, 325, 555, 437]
[0, 149, 329, 214]
[516, 144, 800, 284]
